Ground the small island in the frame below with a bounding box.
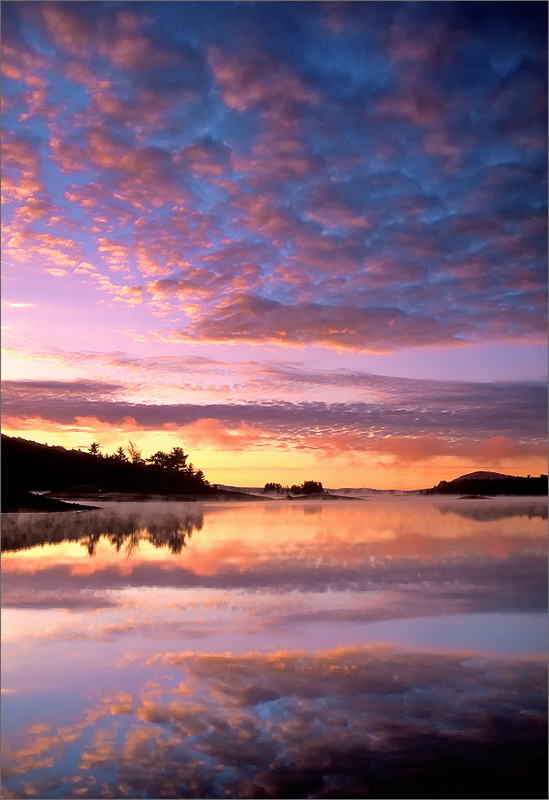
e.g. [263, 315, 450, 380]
[264, 480, 325, 497]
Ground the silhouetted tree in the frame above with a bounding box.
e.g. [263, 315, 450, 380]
[194, 469, 208, 485]
[111, 446, 128, 462]
[264, 482, 284, 494]
[302, 480, 323, 494]
[126, 441, 144, 465]
[88, 441, 101, 456]
[290, 481, 324, 495]
[147, 450, 171, 468]
[168, 447, 188, 471]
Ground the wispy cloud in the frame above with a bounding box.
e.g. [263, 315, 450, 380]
[2, 373, 546, 447]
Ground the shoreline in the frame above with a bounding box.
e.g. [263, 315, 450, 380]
[3, 488, 546, 514]
[1, 489, 373, 512]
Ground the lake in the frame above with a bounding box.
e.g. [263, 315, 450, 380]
[1, 496, 547, 799]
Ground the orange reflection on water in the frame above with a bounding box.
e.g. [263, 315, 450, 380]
[2, 498, 547, 580]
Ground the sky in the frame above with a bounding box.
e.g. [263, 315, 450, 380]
[1, 0, 547, 489]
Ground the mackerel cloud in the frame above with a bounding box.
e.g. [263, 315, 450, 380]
[1, 1, 547, 352]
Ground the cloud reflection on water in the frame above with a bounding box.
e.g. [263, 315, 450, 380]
[2, 645, 547, 799]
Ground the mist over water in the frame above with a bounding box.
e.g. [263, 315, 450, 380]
[2, 497, 547, 798]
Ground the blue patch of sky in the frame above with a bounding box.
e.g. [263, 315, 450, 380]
[1, 75, 24, 103]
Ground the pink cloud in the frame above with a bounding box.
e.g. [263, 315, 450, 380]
[388, 20, 461, 69]
[100, 33, 182, 71]
[305, 202, 371, 231]
[97, 237, 132, 273]
[13, 196, 57, 224]
[455, 435, 548, 465]
[1, 130, 44, 204]
[231, 193, 308, 245]
[229, 102, 319, 184]
[176, 138, 231, 177]
[147, 276, 217, 304]
[42, 2, 93, 55]
[41, 2, 179, 73]
[1, 41, 48, 83]
[50, 126, 192, 210]
[199, 240, 272, 268]
[233, 147, 317, 183]
[422, 129, 464, 172]
[63, 183, 137, 231]
[373, 433, 452, 462]
[377, 93, 444, 125]
[171, 293, 461, 352]
[208, 46, 320, 112]
[145, 251, 265, 305]
[113, 173, 190, 213]
[49, 136, 89, 174]
[93, 89, 178, 133]
[64, 61, 112, 93]
[164, 418, 266, 450]
[1, 131, 40, 172]
[322, 2, 351, 35]
[394, 221, 444, 258]
[88, 273, 143, 305]
[372, 433, 547, 465]
[2, 229, 82, 269]
[45, 268, 70, 277]
[124, 215, 220, 278]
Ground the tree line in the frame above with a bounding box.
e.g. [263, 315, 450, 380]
[422, 474, 548, 496]
[87, 440, 207, 484]
[1, 434, 212, 496]
[264, 480, 324, 495]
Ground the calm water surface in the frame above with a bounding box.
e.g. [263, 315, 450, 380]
[1, 497, 547, 799]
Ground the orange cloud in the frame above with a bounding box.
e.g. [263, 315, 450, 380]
[1, 130, 46, 208]
[2, 228, 82, 269]
[372, 433, 547, 466]
[163, 418, 267, 451]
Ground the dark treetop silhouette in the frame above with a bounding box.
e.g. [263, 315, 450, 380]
[1, 435, 213, 512]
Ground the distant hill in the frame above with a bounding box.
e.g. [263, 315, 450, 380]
[450, 471, 514, 482]
[423, 471, 548, 496]
[1, 435, 214, 511]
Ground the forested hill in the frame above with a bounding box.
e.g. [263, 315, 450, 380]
[1, 435, 214, 498]
[422, 472, 548, 496]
